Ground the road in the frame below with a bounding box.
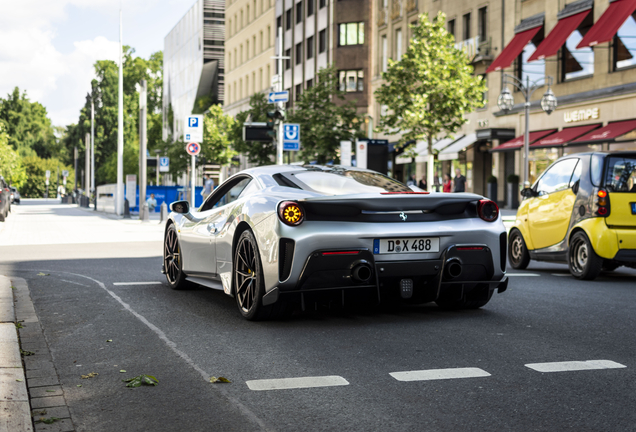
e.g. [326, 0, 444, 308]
[1, 200, 635, 432]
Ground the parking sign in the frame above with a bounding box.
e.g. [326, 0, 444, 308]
[283, 124, 300, 151]
[184, 115, 203, 143]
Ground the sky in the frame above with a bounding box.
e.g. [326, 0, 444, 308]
[0, 0, 195, 128]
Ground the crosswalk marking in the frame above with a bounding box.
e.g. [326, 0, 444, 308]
[246, 376, 349, 391]
[525, 360, 626, 373]
[389, 367, 491, 382]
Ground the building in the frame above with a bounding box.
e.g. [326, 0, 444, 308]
[163, 0, 226, 142]
[223, 0, 276, 118]
[370, 0, 636, 204]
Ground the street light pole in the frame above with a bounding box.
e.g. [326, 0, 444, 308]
[91, 97, 95, 209]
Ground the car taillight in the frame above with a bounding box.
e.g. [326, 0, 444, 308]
[477, 199, 499, 222]
[278, 201, 304, 226]
[595, 188, 610, 217]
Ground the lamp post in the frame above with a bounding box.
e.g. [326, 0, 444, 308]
[497, 74, 557, 186]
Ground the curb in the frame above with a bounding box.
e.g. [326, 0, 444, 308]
[0, 275, 32, 432]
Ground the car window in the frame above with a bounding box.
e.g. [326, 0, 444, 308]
[604, 156, 636, 192]
[569, 160, 582, 188]
[590, 154, 604, 186]
[200, 177, 252, 211]
[290, 169, 410, 195]
[237, 179, 260, 199]
[536, 158, 579, 195]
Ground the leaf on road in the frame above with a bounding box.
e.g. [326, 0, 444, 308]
[16, 379, 22, 382]
[106, 339, 112, 342]
[20, 349, 35, 356]
[209, 376, 231, 383]
[77, 385, 82, 387]
[32, 410, 47, 416]
[120, 370, 126, 373]
[35, 417, 60, 424]
[81, 372, 98, 379]
[15, 322, 23, 329]
[123, 374, 158, 388]
[37, 273, 49, 276]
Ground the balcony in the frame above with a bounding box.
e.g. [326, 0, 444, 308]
[390, 0, 402, 21]
[406, 0, 417, 14]
[455, 36, 493, 64]
[377, 7, 388, 27]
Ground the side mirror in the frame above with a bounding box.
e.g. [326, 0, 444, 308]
[520, 188, 535, 199]
[170, 200, 190, 214]
[572, 180, 580, 195]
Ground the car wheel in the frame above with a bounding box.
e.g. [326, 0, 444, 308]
[234, 230, 291, 321]
[164, 224, 188, 290]
[435, 284, 494, 310]
[568, 231, 603, 280]
[508, 229, 530, 270]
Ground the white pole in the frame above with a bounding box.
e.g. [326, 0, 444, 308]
[116, 9, 124, 215]
[277, 27, 284, 166]
[91, 98, 95, 207]
[190, 154, 196, 207]
[139, 80, 147, 215]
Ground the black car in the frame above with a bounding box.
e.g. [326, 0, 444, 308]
[0, 176, 10, 222]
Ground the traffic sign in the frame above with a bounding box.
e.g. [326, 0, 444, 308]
[268, 91, 289, 104]
[62, 170, 69, 177]
[184, 115, 203, 143]
[45, 170, 51, 179]
[283, 124, 300, 151]
[186, 142, 201, 156]
[159, 157, 170, 172]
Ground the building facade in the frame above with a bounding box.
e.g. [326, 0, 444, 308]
[163, 0, 226, 142]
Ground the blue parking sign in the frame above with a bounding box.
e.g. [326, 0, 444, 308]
[283, 124, 300, 151]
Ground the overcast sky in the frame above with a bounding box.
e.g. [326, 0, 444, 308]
[0, 0, 194, 128]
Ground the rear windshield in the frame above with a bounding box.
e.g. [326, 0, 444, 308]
[290, 169, 411, 195]
[604, 156, 636, 193]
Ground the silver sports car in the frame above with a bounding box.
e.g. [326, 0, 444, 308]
[163, 165, 508, 320]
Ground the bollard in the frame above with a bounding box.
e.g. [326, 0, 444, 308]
[141, 203, 150, 222]
[123, 198, 131, 219]
[159, 202, 168, 223]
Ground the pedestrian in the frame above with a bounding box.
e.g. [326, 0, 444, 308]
[443, 174, 452, 193]
[453, 168, 466, 193]
[433, 175, 441, 192]
[146, 193, 157, 212]
[418, 176, 427, 191]
[202, 174, 215, 200]
[406, 174, 416, 186]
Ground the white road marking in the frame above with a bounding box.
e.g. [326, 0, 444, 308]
[525, 360, 626, 373]
[390, 367, 491, 382]
[246, 376, 349, 391]
[60, 279, 89, 287]
[113, 281, 163, 286]
[551, 273, 571, 277]
[507, 273, 540, 277]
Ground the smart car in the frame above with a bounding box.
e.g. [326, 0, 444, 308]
[509, 152, 636, 279]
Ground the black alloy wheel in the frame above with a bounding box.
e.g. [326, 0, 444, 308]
[568, 231, 603, 280]
[164, 224, 187, 289]
[508, 229, 530, 270]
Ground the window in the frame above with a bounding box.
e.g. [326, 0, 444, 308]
[267, 26, 271, 47]
[228, 52, 232, 70]
[339, 70, 364, 92]
[201, 177, 253, 211]
[339, 22, 364, 46]
[246, 40, 250, 59]
[296, 1, 303, 24]
[307, 78, 313, 88]
[295, 83, 302, 101]
[307, 0, 314, 17]
[319, 29, 326, 53]
[240, 9, 244, 27]
[562, 12, 594, 80]
[307, 36, 314, 59]
[228, 19, 232, 36]
[286, 9, 291, 30]
[395, 28, 403, 58]
[448, 19, 455, 39]
[296, 42, 303, 64]
[247, 5, 250, 23]
[478, 7, 487, 40]
[277, 16, 282, 30]
[285, 48, 291, 69]
[253, 35, 256, 57]
[517, 29, 545, 82]
[259, 68, 263, 90]
[614, 12, 636, 70]
[462, 13, 471, 41]
[410, 20, 417, 40]
[290, 170, 410, 194]
[260, 31, 263, 52]
[381, 35, 388, 72]
[319, 0, 326, 8]
[240, 44, 243, 63]
[252, 72, 256, 93]
[253, 0, 257, 19]
[535, 158, 579, 195]
[604, 156, 636, 192]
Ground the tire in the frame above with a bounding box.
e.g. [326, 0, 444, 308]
[568, 231, 603, 280]
[0, 209, 5, 222]
[508, 229, 530, 270]
[234, 230, 291, 321]
[163, 224, 188, 290]
[436, 284, 494, 310]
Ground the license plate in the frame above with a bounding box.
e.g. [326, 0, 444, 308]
[373, 237, 439, 254]
[631, 202, 636, 215]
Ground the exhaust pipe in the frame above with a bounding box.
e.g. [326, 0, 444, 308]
[351, 263, 372, 283]
[444, 258, 462, 279]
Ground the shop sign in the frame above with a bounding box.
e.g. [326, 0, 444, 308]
[564, 107, 599, 123]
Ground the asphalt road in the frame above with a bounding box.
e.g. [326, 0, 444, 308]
[1, 201, 635, 432]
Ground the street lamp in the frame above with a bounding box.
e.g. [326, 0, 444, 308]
[497, 74, 557, 186]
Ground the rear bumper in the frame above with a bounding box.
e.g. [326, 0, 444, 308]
[613, 249, 636, 263]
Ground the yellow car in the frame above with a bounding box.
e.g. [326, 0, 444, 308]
[509, 152, 636, 279]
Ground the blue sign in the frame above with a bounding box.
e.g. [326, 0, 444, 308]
[268, 91, 289, 104]
[188, 117, 199, 127]
[283, 123, 300, 151]
[159, 157, 170, 173]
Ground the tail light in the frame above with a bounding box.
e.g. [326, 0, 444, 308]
[477, 199, 499, 222]
[595, 188, 610, 217]
[278, 201, 304, 226]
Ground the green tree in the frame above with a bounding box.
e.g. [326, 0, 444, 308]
[0, 124, 26, 188]
[375, 12, 486, 185]
[288, 65, 363, 164]
[230, 93, 277, 166]
[20, 155, 75, 198]
[203, 105, 236, 165]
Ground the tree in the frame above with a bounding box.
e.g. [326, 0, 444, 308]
[288, 66, 363, 164]
[230, 93, 277, 166]
[0, 123, 26, 188]
[20, 155, 74, 198]
[203, 105, 236, 166]
[374, 12, 486, 186]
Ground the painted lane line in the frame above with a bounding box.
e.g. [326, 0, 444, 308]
[246, 376, 349, 391]
[60, 279, 90, 287]
[507, 273, 540, 277]
[525, 360, 626, 373]
[113, 282, 163, 286]
[551, 273, 571, 277]
[390, 367, 491, 382]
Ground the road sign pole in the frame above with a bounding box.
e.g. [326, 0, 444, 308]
[139, 79, 147, 217]
[277, 27, 284, 165]
[191, 154, 196, 207]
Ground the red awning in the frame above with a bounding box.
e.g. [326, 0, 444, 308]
[528, 11, 590, 61]
[531, 124, 601, 148]
[577, 0, 636, 48]
[571, 119, 636, 144]
[491, 129, 557, 152]
[486, 27, 542, 73]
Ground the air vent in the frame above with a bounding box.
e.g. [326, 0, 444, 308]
[499, 232, 507, 272]
[279, 238, 295, 281]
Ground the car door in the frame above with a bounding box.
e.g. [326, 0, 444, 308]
[528, 158, 579, 249]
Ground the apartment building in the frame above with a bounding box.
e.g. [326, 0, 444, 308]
[223, 0, 276, 117]
[371, 0, 636, 205]
[163, 0, 226, 141]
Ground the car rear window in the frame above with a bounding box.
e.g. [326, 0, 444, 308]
[291, 169, 411, 195]
[604, 156, 636, 193]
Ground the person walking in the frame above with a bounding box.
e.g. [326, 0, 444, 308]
[202, 174, 215, 200]
[418, 176, 427, 191]
[453, 168, 466, 193]
[442, 174, 452, 193]
[146, 193, 157, 212]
